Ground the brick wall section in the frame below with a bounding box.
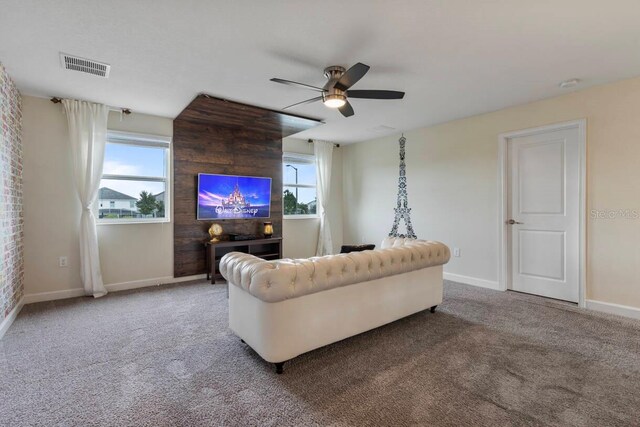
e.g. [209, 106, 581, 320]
[0, 62, 23, 323]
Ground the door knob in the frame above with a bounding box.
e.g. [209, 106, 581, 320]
[506, 219, 524, 225]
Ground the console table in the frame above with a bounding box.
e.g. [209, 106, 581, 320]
[204, 237, 282, 284]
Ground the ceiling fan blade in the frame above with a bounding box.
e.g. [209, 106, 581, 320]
[347, 90, 405, 100]
[282, 96, 323, 110]
[338, 100, 355, 117]
[333, 63, 370, 91]
[270, 78, 325, 92]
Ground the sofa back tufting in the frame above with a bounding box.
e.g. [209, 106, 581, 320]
[220, 238, 450, 303]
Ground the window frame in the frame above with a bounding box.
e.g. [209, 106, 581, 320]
[283, 152, 318, 220]
[97, 130, 171, 225]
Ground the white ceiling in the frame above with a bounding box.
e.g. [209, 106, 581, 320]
[2, 0, 640, 143]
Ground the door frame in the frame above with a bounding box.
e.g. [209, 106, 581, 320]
[497, 119, 587, 307]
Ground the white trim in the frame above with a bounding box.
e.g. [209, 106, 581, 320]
[283, 152, 319, 218]
[0, 298, 24, 340]
[102, 174, 167, 182]
[498, 135, 509, 293]
[97, 217, 170, 225]
[23, 288, 86, 304]
[283, 152, 314, 163]
[283, 183, 316, 189]
[444, 272, 501, 290]
[283, 214, 319, 220]
[107, 130, 171, 146]
[497, 119, 587, 308]
[98, 130, 172, 225]
[23, 274, 207, 304]
[104, 274, 206, 292]
[586, 299, 640, 320]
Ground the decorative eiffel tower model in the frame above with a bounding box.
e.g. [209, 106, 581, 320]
[389, 135, 417, 239]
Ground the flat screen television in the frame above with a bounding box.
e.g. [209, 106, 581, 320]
[197, 173, 272, 220]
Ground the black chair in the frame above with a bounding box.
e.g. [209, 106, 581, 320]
[340, 244, 375, 254]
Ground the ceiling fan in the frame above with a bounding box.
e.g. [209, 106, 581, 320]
[270, 63, 404, 117]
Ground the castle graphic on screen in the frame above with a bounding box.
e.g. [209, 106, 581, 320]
[222, 183, 251, 209]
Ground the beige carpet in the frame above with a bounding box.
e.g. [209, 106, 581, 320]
[1, 280, 639, 426]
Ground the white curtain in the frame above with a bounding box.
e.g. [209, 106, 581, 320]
[62, 100, 110, 298]
[314, 140, 334, 256]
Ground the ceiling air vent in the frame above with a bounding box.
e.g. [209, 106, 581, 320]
[371, 125, 396, 133]
[60, 53, 110, 78]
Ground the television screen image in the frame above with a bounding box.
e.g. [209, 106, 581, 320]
[197, 174, 272, 220]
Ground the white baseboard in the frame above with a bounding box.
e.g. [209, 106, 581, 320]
[23, 288, 86, 304]
[105, 274, 207, 292]
[586, 299, 640, 320]
[444, 274, 640, 320]
[0, 297, 24, 339]
[23, 274, 208, 305]
[444, 272, 501, 291]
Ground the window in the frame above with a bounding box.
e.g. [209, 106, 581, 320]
[97, 131, 171, 223]
[283, 153, 317, 218]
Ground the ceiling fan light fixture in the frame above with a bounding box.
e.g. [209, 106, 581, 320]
[323, 94, 346, 108]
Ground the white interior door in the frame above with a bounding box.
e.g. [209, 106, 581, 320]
[507, 126, 580, 302]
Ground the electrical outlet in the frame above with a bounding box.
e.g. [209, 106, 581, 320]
[453, 248, 461, 257]
[58, 256, 68, 267]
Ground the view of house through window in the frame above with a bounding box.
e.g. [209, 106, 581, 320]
[98, 131, 170, 222]
[283, 153, 317, 217]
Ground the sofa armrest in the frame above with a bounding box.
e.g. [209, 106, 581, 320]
[219, 252, 268, 291]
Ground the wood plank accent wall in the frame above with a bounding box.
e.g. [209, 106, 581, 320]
[173, 95, 322, 277]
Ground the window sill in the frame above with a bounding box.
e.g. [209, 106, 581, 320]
[284, 215, 319, 220]
[97, 218, 170, 225]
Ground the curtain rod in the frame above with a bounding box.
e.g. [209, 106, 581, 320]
[307, 139, 340, 148]
[50, 97, 132, 115]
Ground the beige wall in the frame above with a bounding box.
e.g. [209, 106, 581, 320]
[282, 138, 343, 258]
[21, 99, 342, 299]
[343, 75, 640, 309]
[22, 96, 175, 297]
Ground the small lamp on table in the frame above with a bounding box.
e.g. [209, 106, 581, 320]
[263, 221, 273, 238]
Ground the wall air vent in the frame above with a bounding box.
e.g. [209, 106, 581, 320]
[60, 53, 110, 78]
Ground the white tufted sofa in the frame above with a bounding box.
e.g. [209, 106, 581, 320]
[220, 237, 450, 373]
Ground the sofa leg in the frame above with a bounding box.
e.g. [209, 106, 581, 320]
[430, 305, 437, 313]
[274, 362, 285, 374]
